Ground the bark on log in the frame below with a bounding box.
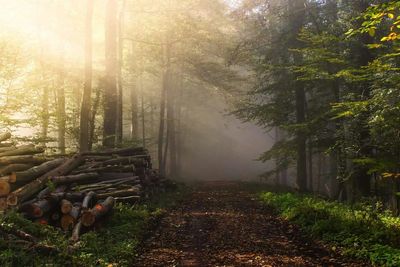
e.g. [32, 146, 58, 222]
[96, 187, 140, 198]
[11, 158, 66, 185]
[0, 155, 49, 165]
[0, 142, 14, 148]
[0, 132, 11, 142]
[26, 194, 64, 218]
[0, 147, 16, 153]
[73, 164, 135, 174]
[51, 192, 85, 202]
[82, 147, 148, 156]
[82, 191, 96, 210]
[51, 172, 98, 185]
[7, 154, 85, 206]
[0, 164, 34, 176]
[0, 197, 7, 211]
[81, 197, 115, 227]
[71, 221, 82, 242]
[91, 156, 148, 168]
[0, 145, 44, 157]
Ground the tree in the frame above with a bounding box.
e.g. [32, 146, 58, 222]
[103, 0, 118, 147]
[79, 0, 94, 152]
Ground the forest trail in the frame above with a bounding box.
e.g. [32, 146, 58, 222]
[135, 181, 363, 267]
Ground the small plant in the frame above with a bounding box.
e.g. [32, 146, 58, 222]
[260, 192, 400, 267]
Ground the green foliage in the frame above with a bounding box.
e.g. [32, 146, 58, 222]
[260, 192, 400, 266]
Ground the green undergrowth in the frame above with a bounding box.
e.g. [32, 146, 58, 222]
[260, 192, 400, 267]
[0, 183, 187, 267]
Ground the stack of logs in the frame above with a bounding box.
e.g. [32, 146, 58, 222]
[0, 132, 167, 241]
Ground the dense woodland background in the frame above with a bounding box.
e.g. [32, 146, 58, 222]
[1, 0, 400, 213]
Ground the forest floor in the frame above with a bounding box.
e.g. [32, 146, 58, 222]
[135, 181, 364, 267]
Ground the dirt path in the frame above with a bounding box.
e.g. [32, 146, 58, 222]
[135, 181, 363, 267]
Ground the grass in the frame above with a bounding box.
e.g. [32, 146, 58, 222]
[0, 184, 188, 267]
[260, 192, 400, 267]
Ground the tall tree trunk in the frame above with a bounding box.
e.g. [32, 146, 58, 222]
[88, 87, 101, 150]
[158, 43, 170, 176]
[116, 0, 126, 146]
[57, 65, 66, 154]
[289, 0, 307, 192]
[41, 86, 49, 146]
[140, 74, 146, 148]
[103, 0, 118, 148]
[130, 42, 139, 141]
[167, 76, 177, 177]
[80, 0, 94, 152]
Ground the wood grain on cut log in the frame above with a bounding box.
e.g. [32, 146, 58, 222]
[61, 203, 81, 231]
[81, 196, 115, 227]
[11, 158, 65, 185]
[0, 164, 34, 176]
[0, 180, 10, 197]
[0, 155, 49, 165]
[0, 175, 16, 183]
[51, 172, 98, 185]
[60, 199, 73, 214]
[7, 154, 85, 206]
[0, 132, 11, 142]
[0, 145, 44, 157]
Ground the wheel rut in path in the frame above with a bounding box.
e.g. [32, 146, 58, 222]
[135, 181, 364, 267]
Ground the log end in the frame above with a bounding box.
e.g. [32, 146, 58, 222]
[0, 181, 10, 197]
[81, 211, 95, 227]
[6, 193, 18, 206]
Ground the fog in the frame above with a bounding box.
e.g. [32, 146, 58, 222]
[180, 93, 274, 181]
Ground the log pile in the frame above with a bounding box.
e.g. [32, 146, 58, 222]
[0, 132, 168, 241]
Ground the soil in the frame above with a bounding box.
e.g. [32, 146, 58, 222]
[135, 181, 365, 267]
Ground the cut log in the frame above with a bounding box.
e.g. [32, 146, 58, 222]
[11, 158, 65, 185]
[0, 146, 16, 153]
[82, 146, 148, 157]
[82, 191, 96, 210]
[0, 198, 7, 211]
[114, 195, 140, 202]
[0, 180, 10, 197]
[7, 154, 85, 206]
[81, 197, 115, 227]
[61, 214, 75, 231]
[96, 187, 141, 198]
[71, 221, 82, 242]
[91, 156, 148, 169]
[0, 132, 11, 142]
[51, 172, 98, 185]
[0, 145, 44, 157]
[0, 164, 34, 176]
[0, 155, 49, 165]
[25, 194, 64, 218]
[0, 175, 16, 183]
[73, 164, 135, 174]
[60, 199, 73, 214]
[0, 142, 14, 148]
[61, 203, 81, 231]
[51, 192, 85, 202]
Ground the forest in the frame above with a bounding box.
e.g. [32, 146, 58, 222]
[1, 0, 400, 266]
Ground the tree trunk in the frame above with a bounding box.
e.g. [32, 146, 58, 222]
[116, 0, 126, 146]
[158, 43, 170, 176]
[103, 0, 118, 148]
[80, 0, 94, 152]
